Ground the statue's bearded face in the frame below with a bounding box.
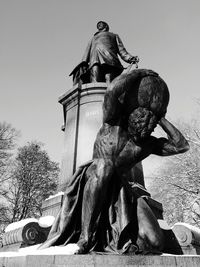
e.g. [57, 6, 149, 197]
[128, 107, 158, 141]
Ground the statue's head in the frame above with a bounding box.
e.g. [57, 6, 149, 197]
[128, 107, 158, 142]
[97, 21, 109, 32]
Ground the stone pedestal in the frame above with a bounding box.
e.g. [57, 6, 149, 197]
[58, 82, 107, 191]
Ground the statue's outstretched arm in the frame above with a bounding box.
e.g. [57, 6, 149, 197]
[116, 34, 134, 63]
[152, 117, 189, 156]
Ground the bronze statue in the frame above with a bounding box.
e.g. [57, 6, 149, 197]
[40, 68, 189, 254]
[70, 21, 139, 85]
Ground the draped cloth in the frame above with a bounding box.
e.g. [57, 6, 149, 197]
[40, 160, 144, 253]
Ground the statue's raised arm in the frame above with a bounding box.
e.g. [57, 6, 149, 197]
[152, 117, 189, 156]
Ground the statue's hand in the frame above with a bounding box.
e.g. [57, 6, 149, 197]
[129, 56, 139, 64]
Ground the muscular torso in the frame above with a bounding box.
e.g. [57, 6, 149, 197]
[93, 123, 156, 176]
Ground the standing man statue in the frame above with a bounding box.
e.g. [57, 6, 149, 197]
[70, 21, 139, 85]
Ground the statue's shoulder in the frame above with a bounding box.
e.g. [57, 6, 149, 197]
[108, 31, 117, 37]
[100, 31, 116, 37]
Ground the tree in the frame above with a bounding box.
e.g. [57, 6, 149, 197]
[4, 142, 59, 222]
[149, 118, 200, 227]
[0, 122, 19, 228]
[0, 122, 19, 183]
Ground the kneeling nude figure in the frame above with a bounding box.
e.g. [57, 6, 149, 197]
[40, 69, 189, 254]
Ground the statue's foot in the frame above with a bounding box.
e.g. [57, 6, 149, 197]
[75, 246, 88, 254]
[75, 239, 90, 254]
[122, 240, 139, 254]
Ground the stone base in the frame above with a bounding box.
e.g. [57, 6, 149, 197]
[41, 193, 64, 217]
[0, 254, 200, 267]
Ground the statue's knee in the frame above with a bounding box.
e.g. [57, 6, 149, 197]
[149, 232, 163, 249]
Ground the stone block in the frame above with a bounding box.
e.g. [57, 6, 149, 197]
[172, 222, 200, 255]
[41, 193, 64, 217]
[0, 218, 52, 252]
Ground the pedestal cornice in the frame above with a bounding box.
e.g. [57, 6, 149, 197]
[58, 83, 107, 106]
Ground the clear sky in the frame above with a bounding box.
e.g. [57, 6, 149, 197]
[1, 0, 200, 171]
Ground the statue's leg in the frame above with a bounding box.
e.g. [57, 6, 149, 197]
[130, 162, 145, 188]
[105, 67, 122, 84]
[90, 64, 104, 82]
[136, 197, 164, 254]
[77, 158, 114, 253]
